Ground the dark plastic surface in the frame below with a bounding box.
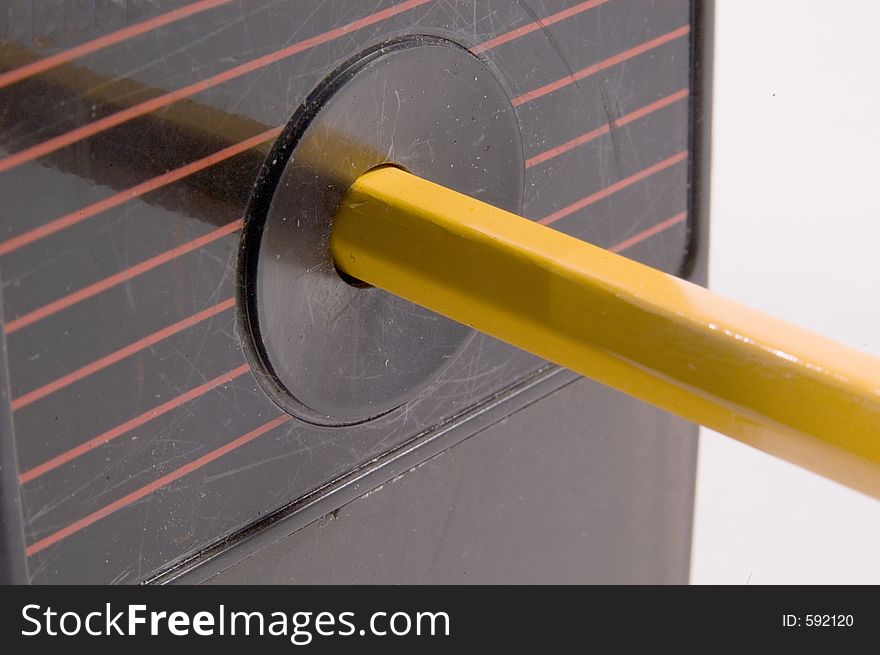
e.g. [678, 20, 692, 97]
[0, 267, 27, 584]
[0, 0, 699, 584]
[197, 375, 698, 584]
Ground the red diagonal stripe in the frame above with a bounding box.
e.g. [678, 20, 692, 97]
[6, 220, 242, 334]
[513, 25, 690, 107]
[0, 0, 234, 89]
[19, 363, 251, 484]
[11, 297, 235, 411]
[0, 128, 278, 256]
[526, 88, 689, 168]
[0, 0, 431, 174]
[539, 151, 688, 226]
[471, 0, 611, 53]
[25, 415, 290, 556]
[611, 211, 688, 253]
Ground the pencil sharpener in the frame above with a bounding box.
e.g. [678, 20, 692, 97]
[0, 1, 710, 583]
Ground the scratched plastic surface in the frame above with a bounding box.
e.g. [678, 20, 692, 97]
[0, 0, 693, 583]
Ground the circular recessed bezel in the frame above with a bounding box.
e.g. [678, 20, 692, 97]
[238, 35, 524, 426]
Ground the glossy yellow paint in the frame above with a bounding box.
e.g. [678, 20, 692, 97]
[330, 166, 880, 498]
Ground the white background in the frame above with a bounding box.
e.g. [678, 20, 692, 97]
[690, 0, 880, 583]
